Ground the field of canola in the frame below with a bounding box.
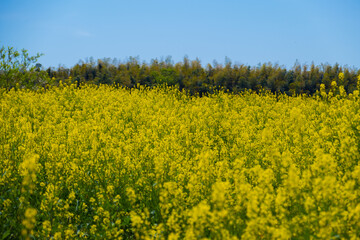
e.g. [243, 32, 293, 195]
[1, 83, 360, 239]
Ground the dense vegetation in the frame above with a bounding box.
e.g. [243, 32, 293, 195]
[1, 84, 360, 239]
[2, 46, 360, 239]
[1, 46, 359, 95]
[46, 57, 360, 96]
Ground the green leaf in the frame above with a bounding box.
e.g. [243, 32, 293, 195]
[2, 229, 11, 240]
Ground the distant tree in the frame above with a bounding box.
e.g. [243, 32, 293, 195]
[0, 46, 49, 90]
[114, 65, 131, 87]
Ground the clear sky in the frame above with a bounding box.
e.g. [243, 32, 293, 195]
[1, 0, 359, 69]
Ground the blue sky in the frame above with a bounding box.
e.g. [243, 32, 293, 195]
[1, 0, 359, 69]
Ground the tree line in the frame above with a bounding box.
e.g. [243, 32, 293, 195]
[46, 57, 360, 96]
[1, 46, 359, 95]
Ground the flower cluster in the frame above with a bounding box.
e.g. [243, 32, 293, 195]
[1, 82, 360, 239]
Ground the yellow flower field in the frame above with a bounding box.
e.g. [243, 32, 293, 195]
[1, 83, 360, 239]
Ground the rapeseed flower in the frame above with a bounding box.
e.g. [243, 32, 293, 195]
[1, 84, 360, 238]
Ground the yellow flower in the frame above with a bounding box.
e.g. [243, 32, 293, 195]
[3, 82, 360, 238]
[68, 191, 76, 201]
[53, 232, 62, 240]
[338, 72, 344, 81]
[90, 225, 97, 235]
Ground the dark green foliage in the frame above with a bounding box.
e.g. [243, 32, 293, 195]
[51, 57, 356, 96]
[1, 45, 359, 95]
